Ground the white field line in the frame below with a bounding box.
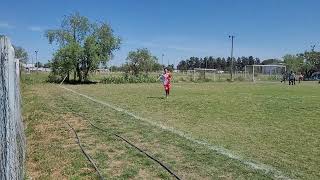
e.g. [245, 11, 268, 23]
[60, 85, 292, 180]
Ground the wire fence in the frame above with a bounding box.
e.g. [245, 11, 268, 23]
[0, 35, 26, 179]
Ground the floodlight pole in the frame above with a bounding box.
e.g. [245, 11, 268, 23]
[229, 35, 234, 81]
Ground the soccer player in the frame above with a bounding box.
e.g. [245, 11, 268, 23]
[289, 71, 295, 85]
[280, 71, 287, 83]
[298, 73, 304, 83]
[159, 68, 172, 98]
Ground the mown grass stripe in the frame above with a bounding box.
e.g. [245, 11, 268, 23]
[60, 85, 292, 180]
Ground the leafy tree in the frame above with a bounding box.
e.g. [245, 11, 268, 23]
[167, 64, 175, 71]
[177, 60, 188, 71]
[45, 12, 120, 82]
[300, 51, 320, 77]
[13, 46, 28, 63]
[50, 43, 81, 81]
[43, 62, 51, 68]
[152, 61, 163, 72]
[126, 48, 158, 76]
[176, 56, 262, 71]
[303, 51, 320, 71]
[35, 62, 43, 68]
[248, 56, 255, 65]
[283, 54, 304, 72]
[261, 59, 282, 65]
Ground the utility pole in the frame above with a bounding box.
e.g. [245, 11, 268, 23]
[229, 35, 235, 81]
[35, 50, 38, 72]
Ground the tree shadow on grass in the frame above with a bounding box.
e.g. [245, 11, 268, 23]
[147, 96, 165, 100]
[66, 80, 98, 85]
[53, 80, 98, 85]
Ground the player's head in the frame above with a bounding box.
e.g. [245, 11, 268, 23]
[164, 68, 168, 73]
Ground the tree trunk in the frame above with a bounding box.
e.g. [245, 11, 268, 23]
[76, 65, 82, 82]
[83, 62, 91, 82]
[66, 71, 70, 82]
[73, 71, 77, 81]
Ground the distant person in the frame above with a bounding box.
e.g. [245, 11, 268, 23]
[159, 68, 172, 98]
[289, 71, 295, 85]
[280, 72, 287, 83]
[298, 73, 304, 83]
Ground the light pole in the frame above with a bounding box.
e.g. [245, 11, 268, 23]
[35, 50, 38, 71]
[229, 35, 235, 81]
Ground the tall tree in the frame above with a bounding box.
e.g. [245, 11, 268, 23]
[177, 60, 188, 71]
[283, 54, 304, 72]
[300, 51, 320, 77]
[261, 59, 282, 65]
[45, 12, 120, 82]
[126, 48, 158, 76]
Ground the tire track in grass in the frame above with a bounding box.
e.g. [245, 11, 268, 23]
[60, 85, 292, 180]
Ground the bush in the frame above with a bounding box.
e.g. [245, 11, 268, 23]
[101, 74, 158, 84]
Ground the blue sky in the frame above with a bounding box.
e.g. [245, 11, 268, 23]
[1, 0, 320, 66]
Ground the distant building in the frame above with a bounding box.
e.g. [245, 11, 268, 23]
[20, 62, 51, 72]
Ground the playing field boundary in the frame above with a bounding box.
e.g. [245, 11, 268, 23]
[60, 85, 292, 180]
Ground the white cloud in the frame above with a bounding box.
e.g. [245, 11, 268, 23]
[0, 22, 13, 29]
[28, 26, 43, 32]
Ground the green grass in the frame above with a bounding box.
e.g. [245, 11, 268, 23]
[22, 73, 320, 179]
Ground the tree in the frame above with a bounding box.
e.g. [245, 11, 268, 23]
[283, 54, 304, 72]
[167, 64, 175, 71]
[152, 61, 163, 72]
[13, 46, 28, 63]
[300, 51, 320, 77]
[43, 62, 51, 68]
[176, 56, 261, 72]
[126, 48, 158, 76]
[261, 59, 282, 65]
[248, 56, 255, 65]
[45, 12, 121, 82]
[35, 62, 43, 68]
[177, 60, 188, 71]
[50, 43, 80, 81]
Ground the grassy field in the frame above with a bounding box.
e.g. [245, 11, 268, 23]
[22, 74, 320, 179]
